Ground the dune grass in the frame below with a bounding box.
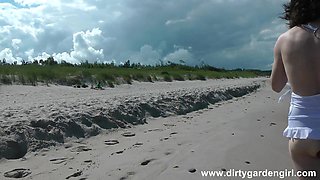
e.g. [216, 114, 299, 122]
[0, 60, 270, 87]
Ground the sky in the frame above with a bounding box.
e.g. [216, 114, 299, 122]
[0, 0, 287, 70]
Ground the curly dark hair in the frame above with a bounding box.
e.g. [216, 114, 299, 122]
[281, 0, 320, 28]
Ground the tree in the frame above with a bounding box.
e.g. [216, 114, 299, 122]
[123, 60, 131, 68]
[2, 58, 6, 64]
[45, 56, 57, 65]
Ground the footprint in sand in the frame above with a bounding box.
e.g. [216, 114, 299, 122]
[188, 168, 197, 173]
[245, 161, 251, 165]
[121, 132, 136, 137]
[116, 150, 124, 154]
[133, 142, 143, 147]
[120, 172, 136, 180]
[269, 122, 277, 126]
[140, 159, 156, 166]
[66, 170, 82, 179]
[111, 149, 126, 155]
[84, 160, 92, 163]
[160, 137, 169, 141]
[163, 123, 176, 127]
[183, 116, 193, 119]
[170, 132, 178, 136]
[4, 168, 32, 178]
[105, 139, 119, 146]
[71, 146, 92, 152]
[49, 157, 68, 164]
[144, 128, 163, 133]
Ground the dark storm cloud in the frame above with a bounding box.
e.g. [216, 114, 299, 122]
[0, 0, 287, 69]
[95, 0, 286, 69]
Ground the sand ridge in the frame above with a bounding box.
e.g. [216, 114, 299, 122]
[0, 78, 263, 160]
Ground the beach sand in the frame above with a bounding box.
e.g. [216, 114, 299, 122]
[0, 78, 293, 180]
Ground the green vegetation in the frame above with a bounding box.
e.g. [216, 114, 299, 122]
[0, 58, 271, 87]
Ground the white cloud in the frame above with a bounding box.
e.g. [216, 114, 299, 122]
[13, 0, 61, 7]
[33, 52, 51, 61]
[0, 3, 45, 39]
[129, 45, 161, 65]
[0, 48, 22, 63]
[165, 16, 191, 26]
[53, 52, 78, 64]
[65, 0, 96, 11]
[25, 49, 34, 61]
[25, 49, 34, 57]
[11, 39, 22, 50]
[70, 28, 105, 62]
[164, 48, 195, 65]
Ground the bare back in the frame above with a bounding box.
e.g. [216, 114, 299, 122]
[279, 26, 320, 96]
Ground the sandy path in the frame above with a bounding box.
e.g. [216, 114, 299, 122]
[0, 80, 294, 180]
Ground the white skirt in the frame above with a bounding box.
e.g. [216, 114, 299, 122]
[283, 92, 320, 140]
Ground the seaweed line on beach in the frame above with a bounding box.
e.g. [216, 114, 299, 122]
[0, 82, 261, 159]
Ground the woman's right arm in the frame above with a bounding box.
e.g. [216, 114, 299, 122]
[271, 35, 288, 93]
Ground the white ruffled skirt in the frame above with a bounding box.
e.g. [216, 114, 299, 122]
[283, 92, 320, 140]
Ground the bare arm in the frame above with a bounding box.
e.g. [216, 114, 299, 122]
[270, 36, 288, 93]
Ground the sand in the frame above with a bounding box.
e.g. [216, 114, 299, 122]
[0, 78, 294, 180]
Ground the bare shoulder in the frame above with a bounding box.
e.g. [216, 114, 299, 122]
[275, 29, 294, 45]
[274, 32, 288, 52]
[275, 27, 304, 50]
[274, 30, 290, 47]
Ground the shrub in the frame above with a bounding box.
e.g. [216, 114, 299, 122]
[26, 72, 38, 86]
[0, 75, 12, 85]
[123, 75, 132, 84]
[81, 70, 92, 80]
[66, 76, 82, 86]
[107, 80, 115, 88]
[98, 72, 114, 81]
[172, 74, 185, 81]
[186, 73, 193, 80]
[146, 75, 153, 82]
[161, 71, 169, 75]
[132, 73, 144, 81]
[18, 75, 26, 85]
[163, 75, 172, 82]
[195, 74, 206, 81]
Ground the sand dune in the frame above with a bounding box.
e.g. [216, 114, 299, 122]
[0, 78, 294, 180]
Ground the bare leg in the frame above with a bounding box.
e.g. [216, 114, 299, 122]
[289, 139, 320, 179]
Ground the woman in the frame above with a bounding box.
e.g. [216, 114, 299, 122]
[271, 0, 320, 178]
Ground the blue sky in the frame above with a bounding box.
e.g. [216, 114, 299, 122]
[0, 0, 287, 70]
